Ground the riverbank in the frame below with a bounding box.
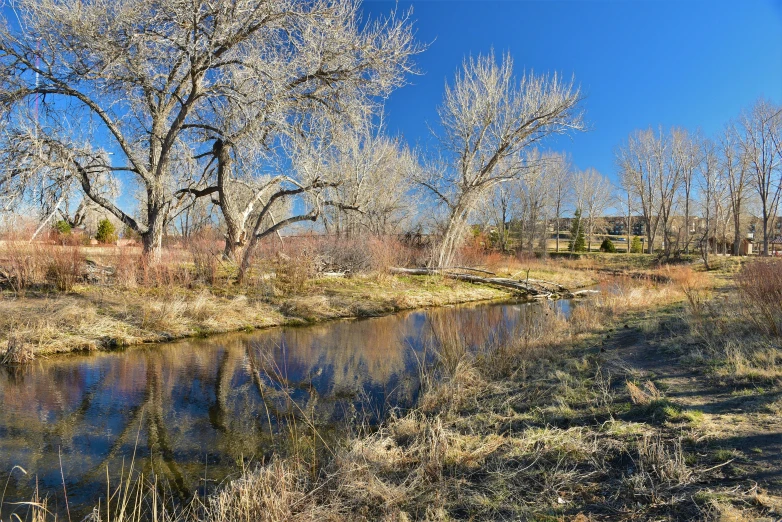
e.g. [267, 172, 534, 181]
[0, 249, 602, 360]
[0, 275, 505, 359]
[143, 261, 782, 521]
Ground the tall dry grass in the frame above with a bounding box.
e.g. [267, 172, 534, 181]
[667, 266, 711, 319]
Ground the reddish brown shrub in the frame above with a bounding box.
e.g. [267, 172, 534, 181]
[41, 244, 85, 292]
[186, 230, 224, 285]
[1, 241, 43, 295]
[736, 260, 782, 335]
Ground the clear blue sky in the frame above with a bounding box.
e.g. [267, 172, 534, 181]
[363, 0, 782, 184]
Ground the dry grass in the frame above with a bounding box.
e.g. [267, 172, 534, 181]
[13, 264, 782, 521]
[0, 274, 509, 359]
[626, 380, 662, 405]
[669, 261, 782, 385]
[1, 334, 35, 364]
[204, 289, 706, 521]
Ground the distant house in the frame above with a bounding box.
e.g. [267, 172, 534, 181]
[740, 238, 753, 256]
[770, 237, 782, 256]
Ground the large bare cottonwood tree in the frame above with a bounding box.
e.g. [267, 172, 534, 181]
[0, 0, 418, 257]
[720, 123, 751, 255]
[419, 52, 583, 268]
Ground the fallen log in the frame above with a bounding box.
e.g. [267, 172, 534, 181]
[389, 267, 574, 298]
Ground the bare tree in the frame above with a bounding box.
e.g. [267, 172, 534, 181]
[617, 128, 682, 255]
[670, 128, 700, 254]
[516, 151, 549, 254]
[419, 52, 583, 268]
[478, 184, 518, 253]
[573, 167, 612, 251]
[738, 98, 782, 256]
[320, 119, 420, 238]
[614, 185, 637, 252]
[0, 0, 418, 258]
[720, 123, 751, 255]
[697, 139, 720, 268]
[542, 152, 572, 253]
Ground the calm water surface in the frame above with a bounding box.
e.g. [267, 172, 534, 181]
[0, 299, 572, 519]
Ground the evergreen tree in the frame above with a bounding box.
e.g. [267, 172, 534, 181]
[630, 236, 643, 253]
[600, 238, 616, 253]
[569, 209, 586, 252]
[96, 219, 117, 244]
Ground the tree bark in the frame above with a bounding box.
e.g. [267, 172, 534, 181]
[214, 140, 246, 261]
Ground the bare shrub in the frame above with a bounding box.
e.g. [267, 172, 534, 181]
[1, 241, 43, 295]
[274, 252, 316, 295]
[187, 231, 223, 285]
[41, 244, 84, 292]
[454, 233, 490, 267]
[367, 235, 410, 272]
[113, 248, 140, 288]
[736, 260, 782, 335]
[137, 250, 193, 288]
[317, 237, 371, 273]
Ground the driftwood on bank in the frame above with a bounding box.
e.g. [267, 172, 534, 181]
[390, 267, 575, 299]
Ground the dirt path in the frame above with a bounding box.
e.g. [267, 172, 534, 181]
[601, 309, 782, 498]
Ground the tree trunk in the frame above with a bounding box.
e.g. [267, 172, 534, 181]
[438, 205, 470, 269]
[763, 210, 770, 256]
[646, 220, 655, 254]
[215, 140, 246, 261]
[587, 217, 593, 252]
[141, 207, 165, 258]
[684, 197, 690, 255]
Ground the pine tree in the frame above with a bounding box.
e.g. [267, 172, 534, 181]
[630, 236, 643, 254]
[96, 218, 117, 244]
[569, 209, 586, 253]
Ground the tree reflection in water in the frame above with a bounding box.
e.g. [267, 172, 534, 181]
[0, 299, 570, 520]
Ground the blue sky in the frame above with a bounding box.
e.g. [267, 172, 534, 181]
[363, 0, 782, 184]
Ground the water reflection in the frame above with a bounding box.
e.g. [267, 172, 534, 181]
[0, 299, 571, 520]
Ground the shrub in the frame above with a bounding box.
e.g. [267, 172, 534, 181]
[137, 250, 193, 288]
[317, 237, 371, 273]
[274, 252, 316, 294]
[1, 241, 43, 296]
[667, 266, 710, 318]
[736, 260, 782, 336]
[95, 218, 118, 244]
[53, 220, 72, 236]
[630, 236, 643, 254]
[43, 244, 84, 292]
[187, 232, 223, 285]
[599, 238, 616, 253]
[368, 236, 409, 272]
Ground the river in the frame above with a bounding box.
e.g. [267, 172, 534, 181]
[0, 298, 573, 520]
